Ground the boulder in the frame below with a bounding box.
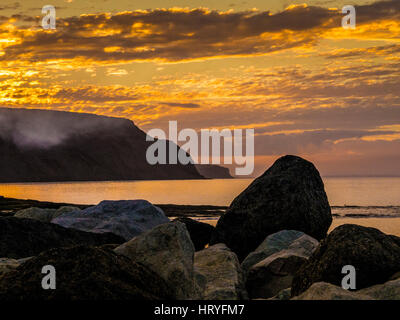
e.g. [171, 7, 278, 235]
[246, 250, 308, 299]
[0, 246, 174, 300]
[359, 278, 400, 300]
[194, 243, 248, 300]
[173, 217, 215, 251]
[114, 222, 199, 299]
[292, 282, 371, 300]
[15, 206, 81, 223]
[211, 155, 332, 260]
[241, 230, 318, 273]
[15, 207, 57, 223]
[0, 217, 124, 259]
[292, 224, 400, 296]
[52, 200, 170, 240]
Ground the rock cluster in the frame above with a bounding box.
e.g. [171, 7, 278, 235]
[1, 155, 400, 300]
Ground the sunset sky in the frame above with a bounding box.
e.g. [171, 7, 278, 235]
[0, 0, 399, 176]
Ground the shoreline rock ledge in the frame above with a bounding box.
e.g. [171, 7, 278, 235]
[210, 155, 332, 261]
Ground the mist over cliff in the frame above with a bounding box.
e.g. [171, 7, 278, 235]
[0, 108, 204, 182]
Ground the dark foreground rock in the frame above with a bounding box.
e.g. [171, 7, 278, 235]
[292, 224, 400, 296]
[52, 200, 170, 241]
[211, 155, 332, 260]
[115, 222, 200, 299]
[292, 282, 371, 300]
[0, 246, 174, 300]
[194, 244, 248, 300]
[0, 217, 124, 259]
[173, 218, 215, 251]
[358, 278, 400, 300]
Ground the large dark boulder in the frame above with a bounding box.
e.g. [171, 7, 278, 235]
[0, 246, 174, 300]
[292, 224, 400, 297]
[211, 155, 332, 260]
[173, 217, 215, 251]
[0, 217, 124, 259]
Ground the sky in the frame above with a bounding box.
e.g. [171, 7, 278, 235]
[0, 0, 399, 177]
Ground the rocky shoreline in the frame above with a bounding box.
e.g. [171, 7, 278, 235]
[1, 155, 400, 300]
[0, 196, 227, 219]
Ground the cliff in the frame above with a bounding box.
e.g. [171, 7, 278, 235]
[0, 108, 203, 182]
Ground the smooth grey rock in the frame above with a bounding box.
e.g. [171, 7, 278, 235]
[114, 222, 199, 299]
[211, 155, 332, 260]
[246, 250, 308, 299]
[52, 200, 169, 240]
[194, 243, 248, 300]
[241, 230, 318, 273]
[292, 282, 372, 300]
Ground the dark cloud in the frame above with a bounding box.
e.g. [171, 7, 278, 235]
[2, 0, 398, 63]
[161, 102, 201, 108]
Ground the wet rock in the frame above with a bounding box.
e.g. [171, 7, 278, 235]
[211, 155, 332, 260]
[52, 200, 170, 240]
[292, 224, 400, 296]
[0, 217, 124, 259]
[114, 222, 199, 299]
[173, 217, 215, 251]
[0, 246, 174, 300]
[194, 244, 248, 300]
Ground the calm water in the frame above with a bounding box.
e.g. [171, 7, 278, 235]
[3, 177, 400, 235]
[0, 177, 400, 208]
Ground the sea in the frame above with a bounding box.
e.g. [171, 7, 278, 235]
[1, 177, 400, 235]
